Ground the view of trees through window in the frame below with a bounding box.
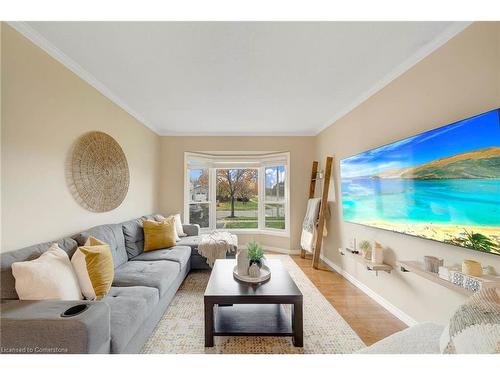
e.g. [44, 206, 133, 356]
[216, 169, 258, 229]
[187, 160, 287, 231]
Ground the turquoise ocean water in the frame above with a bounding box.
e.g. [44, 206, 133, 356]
[341, 178, 500, 226]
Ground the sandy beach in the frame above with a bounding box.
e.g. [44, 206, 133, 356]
[361, 220, 500, 254]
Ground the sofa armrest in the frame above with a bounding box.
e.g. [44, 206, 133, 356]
[0, 300, 110, 354]
[356, 322, 443, 354]
[182, 224, 200, 237]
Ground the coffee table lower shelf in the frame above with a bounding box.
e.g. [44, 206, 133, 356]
[214, 304, 293, 336]
[205, 303, 303, 347]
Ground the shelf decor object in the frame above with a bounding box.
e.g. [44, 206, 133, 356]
[424, 256, 444, 273]
[462, 259, 483, 276]
[70, 131, 129, 212]
[359, 240, 372, 260]
[371, 241, 384, 264]
[399, 260, 500, 296]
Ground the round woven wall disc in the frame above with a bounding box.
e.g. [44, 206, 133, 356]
[71, 131, 129, 212]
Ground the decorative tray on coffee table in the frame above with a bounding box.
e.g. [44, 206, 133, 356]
[233, 264, 271, 284]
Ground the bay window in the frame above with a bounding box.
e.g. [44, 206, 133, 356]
[185, 152, 289, 235]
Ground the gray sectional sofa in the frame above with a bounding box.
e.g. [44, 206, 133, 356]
[0, 214, 212, 354]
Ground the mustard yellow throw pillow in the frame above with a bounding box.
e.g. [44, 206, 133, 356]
[71, 237, 114, 300]
[143, 217, 176, 251]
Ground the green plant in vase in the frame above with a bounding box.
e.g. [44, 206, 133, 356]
[247, 241, 265, 267]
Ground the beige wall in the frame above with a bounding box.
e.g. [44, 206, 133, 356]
[1, 24, 161, 252]
[158, 136, 315, 250]
[315, 22, 500, 324]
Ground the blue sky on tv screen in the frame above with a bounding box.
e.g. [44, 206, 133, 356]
[340, 109, 500, 179]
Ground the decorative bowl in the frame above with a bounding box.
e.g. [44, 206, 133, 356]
[233, 264, 271, 284]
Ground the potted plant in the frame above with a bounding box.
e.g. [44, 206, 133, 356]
[247, 241, 265, 267]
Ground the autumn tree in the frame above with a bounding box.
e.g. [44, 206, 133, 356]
[198, 169, 209, 190]
[217, 169, 257, 218]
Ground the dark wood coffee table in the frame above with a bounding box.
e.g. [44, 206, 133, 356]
[204, 258, 303, 347]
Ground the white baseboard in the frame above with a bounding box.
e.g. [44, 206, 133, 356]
[320, 255, 418, 327]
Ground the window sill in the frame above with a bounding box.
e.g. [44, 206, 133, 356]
[200, 228, 290, 238]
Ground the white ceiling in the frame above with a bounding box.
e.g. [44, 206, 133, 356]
[15, 22, 469, 136]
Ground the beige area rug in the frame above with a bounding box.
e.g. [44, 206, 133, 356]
[142, 255, 366, 354]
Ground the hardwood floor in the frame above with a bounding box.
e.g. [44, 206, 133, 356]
[290, 254, 407, 346]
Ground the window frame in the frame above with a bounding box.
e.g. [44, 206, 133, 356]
[262, 165, 287, 232]
[184, 152, 290, 237]
[185, 166, 212, 229]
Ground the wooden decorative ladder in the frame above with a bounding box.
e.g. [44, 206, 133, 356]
[300, 156, 334, 269]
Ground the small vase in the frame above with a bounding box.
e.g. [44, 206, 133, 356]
[371, 242, 384, 265]
[424, 256, 443, 273]
[236, 249, 249, 276]
[361, 248, 372, 260]
[248, 263, 261, 278]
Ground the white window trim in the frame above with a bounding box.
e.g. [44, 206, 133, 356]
[184, 151, 290, 237]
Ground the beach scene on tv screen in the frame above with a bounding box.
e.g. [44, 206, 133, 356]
[340, 109, 500, 255]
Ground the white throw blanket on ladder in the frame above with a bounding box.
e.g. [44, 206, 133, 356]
[300, 198, 329, 253]
[198, 231, 238, 267]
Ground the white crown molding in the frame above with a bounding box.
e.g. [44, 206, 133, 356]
[319, 254, 418, 326]
[158, 130, 317, 137]
[7, 21, 161, 135]
[315, 21, 473, 135]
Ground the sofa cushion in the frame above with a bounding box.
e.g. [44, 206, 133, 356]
[112, 260, 179, 296]
[0, 238, 78, 300]
[182, 224, 200, 237]
[121, 214, 167, 259]
[176, 235, 201, 254]
[104, 286, 159, 354]
[122, 218, 145, 259]
[75, 224, 128, 269]
[131, 246, 191, 269]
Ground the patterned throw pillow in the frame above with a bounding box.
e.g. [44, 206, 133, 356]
[440, 288, 500, 354]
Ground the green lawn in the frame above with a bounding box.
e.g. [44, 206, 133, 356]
[217, 198, 258, 211]
[218, 216, 285, 229]
[265, 219, 286, 230]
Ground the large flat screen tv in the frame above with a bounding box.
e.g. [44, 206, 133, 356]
[340, 109, 500, 255]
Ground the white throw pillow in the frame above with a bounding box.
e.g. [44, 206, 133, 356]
[173, 213, 187, 237]
[11, 243, 82, 301]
